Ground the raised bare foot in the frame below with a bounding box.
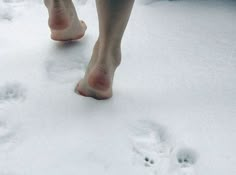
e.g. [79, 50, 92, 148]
[75, 41, 121, 100]
[44, 0, 87, 41]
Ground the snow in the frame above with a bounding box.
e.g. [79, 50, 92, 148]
[0, 0, 236, 174]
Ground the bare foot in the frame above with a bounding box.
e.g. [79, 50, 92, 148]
[75, 41, 121, 100]
[44, 0, 87, 41]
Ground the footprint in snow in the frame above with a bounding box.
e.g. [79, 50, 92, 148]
[129, 120, 173, 174]
[0, 0, 25, 21]
[0, 120, 19, 152]
[129, 120, 199, 175]
[45, 41, 88, 83]
[176, 148, 197, 168]
[0, 82, 26, 104]
[169, 147, 198, 175]
[0, 4, 13, 21]
[0, 82, 25, 151]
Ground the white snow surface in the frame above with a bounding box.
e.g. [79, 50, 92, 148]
[0, 0, 236, 174]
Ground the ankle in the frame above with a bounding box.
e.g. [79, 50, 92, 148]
[97, 36, 121, 50]
[96, 39, 122, 67]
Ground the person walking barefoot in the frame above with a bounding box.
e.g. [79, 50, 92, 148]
[44, 0, 135, 100]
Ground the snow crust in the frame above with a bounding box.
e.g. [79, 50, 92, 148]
[0, 0, 236, 175]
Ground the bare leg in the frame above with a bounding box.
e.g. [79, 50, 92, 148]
[44, 0, 87, 41]
[76, 0, 135, 100]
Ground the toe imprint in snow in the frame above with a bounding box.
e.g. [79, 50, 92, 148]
[130, 120, 173, 174]
[169, 147, 198, 175]
[176, 148, 197, 168]
[45, 42, 88, 83]
[0, 82, 26, 103]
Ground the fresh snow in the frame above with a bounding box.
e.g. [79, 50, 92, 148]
[0, 0, 236, 175]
